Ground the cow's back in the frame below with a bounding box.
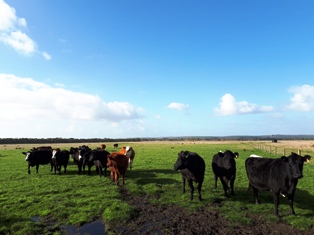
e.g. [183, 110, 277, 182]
[29, 150, 52, 166]
[245, 157, 279, 190]
[186, 152, 205, 182]
[110, 153, 129, 174]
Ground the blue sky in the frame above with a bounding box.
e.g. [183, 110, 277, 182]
[1, 0, 314, 138]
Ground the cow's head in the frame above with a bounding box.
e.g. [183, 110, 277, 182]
[52, 148, 60, 159]
[23, 152, 31, 161]
[221, 150, 236, 169]
[174, 151, 189, 170]
[282, 152, 311, 179]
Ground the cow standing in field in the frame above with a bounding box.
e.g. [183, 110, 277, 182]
[173, 151, 205, 201]
[212, 150, 238, 198]
[119, 146, 135, 170]
[245, 152, 311, 216]
[87, 149, 110, 177]
[51, 148, 70, 175]
[23, 150, 52, 174]
[113, 143, 118, 148]
[70, 145, 91, 174]
[107, 152, 129, 185]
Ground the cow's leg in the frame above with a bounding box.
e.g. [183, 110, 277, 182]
[252, 187, 260, 204]
[219, 177, 229, 198]
[36, 165, 39, 174]
[230, 175, 235, 196]
[182, 177, 186, 194]
[122, 174, 125, 185]
[197, 181, 203, 201]
[287, 195, 296, 215]
[64, 165, 67, 173]
[214, 174, 218, 189]
[104, 166, 107, 177]
[116, 173, 119, 186]
[99, 167, 103, 177]
[273, 191, 280, 216]
[188, 179, 194, 200]
[28, 163, 31, 174]
[50, 162, 53, 172]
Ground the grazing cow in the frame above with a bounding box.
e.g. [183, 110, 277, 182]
[245, 152, 311, 216]
[51, 149, 70, 175]
[107, 152, 129, 185]
[173, 151, 205, 201]
[212, 150, 238, 198]
[119, 146, 136, 170]
[87, 149, 110, 177]
[113, 143, 118, 148]
[23, 150, 52, 174]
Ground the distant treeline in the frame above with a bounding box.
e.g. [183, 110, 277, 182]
[1, 135, 314, 145]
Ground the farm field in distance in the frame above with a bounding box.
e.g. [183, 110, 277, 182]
[0, 140, 314, 235]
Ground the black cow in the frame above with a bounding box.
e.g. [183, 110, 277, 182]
[51, 149, 70, 175]
[173, 151, 205, 201]
[113, 143, 119, 148]
[23, 150, 52, 174]
[70, 145, 91, 174]
[87, 149, 110, 177]
[212, 150, 238, 198]
[245, 152, 311, 216]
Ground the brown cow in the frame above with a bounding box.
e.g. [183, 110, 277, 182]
[107, 152, 129, 185]
[119, 146, 135, 170]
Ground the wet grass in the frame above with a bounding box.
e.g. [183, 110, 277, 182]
[0, 141, 313, 234]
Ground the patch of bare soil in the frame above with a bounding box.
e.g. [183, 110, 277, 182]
[107, 187, 314, 235]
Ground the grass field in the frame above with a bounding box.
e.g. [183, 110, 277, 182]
[0, 140, 314, 234]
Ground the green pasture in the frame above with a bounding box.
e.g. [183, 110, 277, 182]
[0, 141, 313, 234]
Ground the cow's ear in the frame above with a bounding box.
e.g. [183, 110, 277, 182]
[234, 152, 239, 158]
[281, 156, 288, 162]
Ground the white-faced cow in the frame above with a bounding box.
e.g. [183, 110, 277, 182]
[245, 152, 311, 216]
[23, 150, 52, 174]
[173, 151, 205, 201]
[119, 146, 135, 170]
[51, 148, 70, 175]
[69, 145, 91, 174]
[212, 150, 238, 198]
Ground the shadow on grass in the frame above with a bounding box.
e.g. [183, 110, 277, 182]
[127, 168, 179, 185]
[220, 186, 314, 219]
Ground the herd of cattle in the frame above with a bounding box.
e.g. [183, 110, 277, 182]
[22, 144, 135, 185]
[22, 144, 311, 216]
[174, 150, 311, 216]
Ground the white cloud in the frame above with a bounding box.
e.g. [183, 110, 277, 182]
[1, 30, 36, 54]
[166, 102, 189, 111]
[214, 93, 274, 116]
[0, 74, 144, 122]
[0, 0, 49, 58]
[287, 85, 314, 112]
[42, 51, 52, 60]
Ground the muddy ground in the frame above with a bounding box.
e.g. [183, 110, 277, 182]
[104, 187, 314, 235]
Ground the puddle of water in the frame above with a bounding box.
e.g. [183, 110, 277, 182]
[65, 220, 106, 235]
[30, 216, 106, 235]
[30, 216, 41, 222]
